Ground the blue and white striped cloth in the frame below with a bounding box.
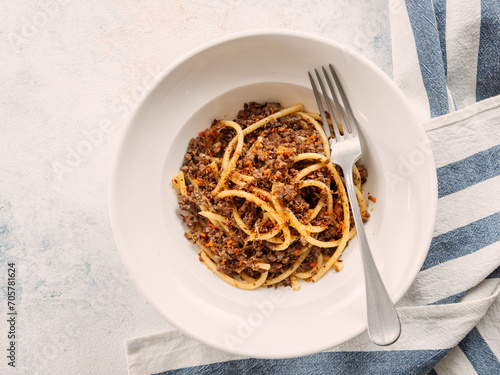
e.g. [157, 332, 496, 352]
[391, 0, 500, 121]
[126, 1, 500, 373]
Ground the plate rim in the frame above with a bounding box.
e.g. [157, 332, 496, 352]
[109, 28, 438, 358]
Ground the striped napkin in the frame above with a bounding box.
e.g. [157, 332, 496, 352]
[126, 1, 500, 374]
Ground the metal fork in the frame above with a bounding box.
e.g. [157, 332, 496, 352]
[309, 64, 401, 346]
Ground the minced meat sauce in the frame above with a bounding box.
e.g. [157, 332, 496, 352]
[176, 102, 369, 288]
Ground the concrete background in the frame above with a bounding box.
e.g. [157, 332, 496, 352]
[0, 1, 391, 373]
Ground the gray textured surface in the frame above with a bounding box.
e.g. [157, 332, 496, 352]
[0, 1, 391, 373]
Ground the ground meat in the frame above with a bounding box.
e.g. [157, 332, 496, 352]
[357, 164, 368, 184]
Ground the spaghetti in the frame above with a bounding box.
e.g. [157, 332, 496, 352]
[173, 102, 370, 290]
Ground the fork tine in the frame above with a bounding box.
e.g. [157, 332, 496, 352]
[329, 64, 358, 137]
[321, 66, 347, 136]
[315, 69, 342, 141]
[308, 72, 333, 140]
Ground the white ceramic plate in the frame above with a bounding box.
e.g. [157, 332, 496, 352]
[109, 30, 437, 358]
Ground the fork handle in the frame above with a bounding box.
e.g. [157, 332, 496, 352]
[343, 163, 401, 346]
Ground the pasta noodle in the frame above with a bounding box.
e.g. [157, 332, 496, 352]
[172, 102, 370, 290]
